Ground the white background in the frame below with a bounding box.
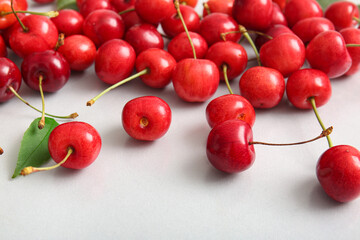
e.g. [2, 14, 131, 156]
[1, 0, 360, 239]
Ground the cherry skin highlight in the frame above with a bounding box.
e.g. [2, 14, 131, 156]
[51, 9, 84, 36]
[0, 57, 22, 103]
[134, 0, 175, 25]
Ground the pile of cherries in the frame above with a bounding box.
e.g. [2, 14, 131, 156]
[1, 0, 360, 203]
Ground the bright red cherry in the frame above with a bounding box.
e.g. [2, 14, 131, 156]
[206, 119, 255, 173]
[120, 6, 147, 31]
[111, 0, 135, 12]
[306, 30, 352, 79]
[0, 0, 24, 30]
[317, 145, 360, 203]
[203, 0, 233, 17]
[51, 9, 84, 36]
[291, 17, 335, 44]
[284, 0, 323, 27]
[239, 66, 285, 109]
[134, 0, 175, 24]
[206, 94, 255, 128]
[79, 0, 116, 18]
[122, 96, 172, 141]
[324, 1, 359, 31]
[341, 28, 360, 76]
[286, 69, 332, 109]
[180, 0, 197, 7]
[95, 39, 136, 84]
[0, 57, 21, 103]
[270, 1, 287, 26]
[255, 24, 293, 50]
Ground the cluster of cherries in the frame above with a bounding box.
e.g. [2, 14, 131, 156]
[1, 0, 360, 203]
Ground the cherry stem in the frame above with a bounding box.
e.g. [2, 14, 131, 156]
[7, 86, 78, 119]
[10, 0, 27, 32]
[0, 147, 3, 155]
[174, 0, 197, 59]
[118, 8, 135, 15]
[249, 127, 333, 146]
[0, 10, 59, 18]
[346, 44, 360, 47]
[222, 64, 233, 94]
[238, 25, 261, 66]
[54, 33, 65, 51]
[20, 147, 74, 176]
[87, 68, 149, 106]
[353, 16, 360, 23]
[203, 2, 211, 16]
[308, 97, 333, 148]
[38, 75, 45, 129]
[221, 30, 272, 41]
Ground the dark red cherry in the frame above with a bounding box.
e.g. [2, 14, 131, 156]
[0, 57, 21, 103]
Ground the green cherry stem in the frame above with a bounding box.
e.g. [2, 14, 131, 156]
[87, 68, 149, 106]
[0, 146, 3, 155]
[239, 25, 261, 66]
[118, 8, 135, 15]
[38, 75, 46, 129]
[346, 44, 360, 47]
[174, 0, 197, 59]
[222, 64, 233, 94]
[0, 10, 59, 18]
[20, 147, 74, 176]
[353, 16, 360, 23]
[309, 97, 333, 148]
[10, 0, 27, 32]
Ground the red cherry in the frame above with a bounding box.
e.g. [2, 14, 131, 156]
[110, 0, 135, 12]
[172, 58, 219, 102]
[0, 57, 21, 103]
[341, 27, 360, 75]
[239, 66, 285, 109]
[134, 0, 175, 24]
[284, 0, 323, 27]
[15, 0, 27, 10]
[206, 119, 255, 173]
[324, 1, 359, 31]
[317, 145, 360, 203]
[83, 9, 125, 48]
[206, 94, 255, 128]
[180, 0, 197, 7]
[57, 35, 97, 71]
[291, 17, 335, 44]
[0, 0, 23, 30]
[202, 0, 233, 17]
[232, 0, 273, 31]
[21, 50, 71, 93]
[306, 30, 352, 79]
[270, 2, 287, 26]
[120, 6, 147, 31]
[51, 9, 84, 36]
[122, 96, 171, 141]
[255, 24, 294, 50]
[272, 0, 286, 10]
[79, 0, 116, 18]
[260, 33, 305, 77]
[0, 34, 7, 57]
[95, 39, 136, 84]
[286, 69, 332, 109]
[48, 122, 102, 169]
[124, 23, 164, 55]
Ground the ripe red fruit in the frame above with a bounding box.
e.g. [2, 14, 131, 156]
[134, 0, 175, 24]
[291, 17, 335, 44]
[340, 27, 360, 76]
[0, 0, 24, 30]
[51, 9, 84, 36]
[284, 0, 323, 27]
[206, 119, 255, 173]
[202, 0, 233, 17]
[0, 57, 22, 103]
[79, 0, 115, 18]
[255, 24, 293, 50]
[111, 0, 135, 12]
[317, 145, 360, 203]
[270, 2, 287, 26]
[324, 1, 359, 31]
[122, 96, 172, 141]
[0, 35, 7, 57]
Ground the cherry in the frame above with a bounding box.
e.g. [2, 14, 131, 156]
[111, 0, 135, 12]
[255, 24, 293, 50]
[0, 34, 7, 57]
[57, 35, 97, 71]
[122, 96, 171, 141]
[270, 2, 287, 26]
[95, 39, 136, 85]
[286, 69, 332, 109]
[0, 57, 21, 103]
[83, 9, 125, 48]
[14, 0, 26, 9]
[134, 0, 175, 25]
[206, 119, 255, 173]
[51, 9, 84, 36]
[120, 6, 147, 31]
[340, 28, 360, 76]
[283, 0, 323, 27]
[0, 0, 23, 30]
[306, 30, 352, 79]
[198, 12, 241, 46]
[272, 0, 286, 11]
[232, 0, 273, 31]
[317, 145, 360, 203]
[324, 1, 359, 31]
[202, 0, 233, 17]
[124, 23, 164, 55]
[79, 0, 116, 18]
[260, 33, 305, 77]
[180, 0, 197, 7]
[206, 94, 255, 128]
[239, 66, 285, 109]
[291, 17, 335, 44]
[161, 4, 200, 38]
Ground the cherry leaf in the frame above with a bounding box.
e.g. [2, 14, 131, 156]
[56, 0, 78, 10]
[12, 117, 59, 178]
[316, 0, 338, 9]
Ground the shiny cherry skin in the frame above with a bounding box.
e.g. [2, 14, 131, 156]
[180, 0, 197, 7]
[134, 0, 175, 25]
[206, 94, 255, 128]
[168, 31, 208, 62]
[135, 48, 176, 88]
[95, 39, 136, 85]
[292, 17, 335, 44]
[205, 41, 248, 81]
[206, 119, 255, 173]
[21, 50, 71, 93]
[0, 35, 7, 57]
[1, 12, 25, 48]
[199, 13, 241, 46]
[57, 35, 97, 71]
[316, 145, 360, 203]
[239, 66, 285, 109]
[0, 57, 21, 103]
[325, 1, 359, 31]
[172, 59, 219, 102]
[306, 30, 352, 79]
[341, 28, 360, 76]
[161, 4, 200, 38]
[286, 69, 331, 109]
[79, 0, 116, 18]
[255, 24, 293, 50]
[270, 2, 287, 26]
[9, 15, 58, 58]
[48, 121, 102, 169]
[202, 0, 233, 17]
[83, 9, 125, 48]
[51, 9, 84, 36]
[260, 33, 305, 77]
[124, 24, 164, 55]
[284, 0, 323, 27]
[111, 0, 135, 12]
[122, 96, 172, 141]
[232, 0, 273, 31]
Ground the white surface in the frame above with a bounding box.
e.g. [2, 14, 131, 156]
[1, 1, 360, 239]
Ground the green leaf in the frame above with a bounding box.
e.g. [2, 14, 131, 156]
[316, 0, 339, 9]
[56, 0, 78, 10]
[12, 117, 59, 178]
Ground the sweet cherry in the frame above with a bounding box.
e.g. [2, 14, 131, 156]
[51, 9, 84, 36]
[291, 17, 335, 44]
[111, 0, 135, 12]
[324, 1, 359, 31]
[79, 0, 115, 18]
[0, 57, 21, 103]
[270, 2, 287, 26]
[134, 0, 175, 24]
[340, 28, 360, 76]
[0, 35, 7, 57]
[255, 24, 293, 49]
[202, 0, 233, 17]
[284, 0, 323, 27]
